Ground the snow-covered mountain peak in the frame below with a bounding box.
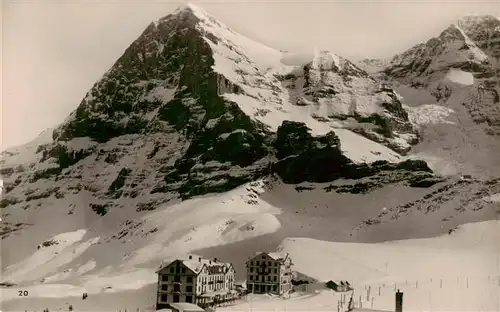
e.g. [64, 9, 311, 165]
[174, 2, 208, 15]
[4, 7, 500, 307]
[384, 18, 493, 87]
[311, 50, 342, 71]
[455, 14, 500, 60]
[456, 14, 500, 30]
[173, 2, 231, 32]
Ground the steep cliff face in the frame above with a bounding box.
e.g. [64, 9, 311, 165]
[46, 6, 274, 199]
[384, 22, 493, 86]
[1, 4, 437, 215]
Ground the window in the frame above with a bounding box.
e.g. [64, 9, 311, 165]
[161, 284, 168, 291]
[250, 275, 253, 280]
[250, 261, 254, 265]
[274, 269, 277, 274]
[273, 276, 277, 282]
[162, 275, 168, 282]
[161, 294, 167, 302]
[250, 267, 253, 273]
[181, 268, 186, 274]
[268, 261, 271, 266]
[174, 284, 180, 292]
[187, 276, 193, 283]
[186, 295, 193, 303]
[170, 268, 174, 273]
[273, 285, 277, 292]
[186, 286, 193, 292]
[267, 276, 271, 281]
[173, 294, 180, 303]
[174, 275, 181, 282]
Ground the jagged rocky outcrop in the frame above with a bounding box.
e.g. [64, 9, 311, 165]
[382, 16, 500, 137]
[272, 121, 432, 185]
[281, 51, 418, 154]
[384, 19, 494, 86]
[356, 177, 500, 230]
[377, 14, 500, 179]
[457, 15, 500, 61]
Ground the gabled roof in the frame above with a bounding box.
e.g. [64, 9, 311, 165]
[268, 252, 288, 261]
[247, 251, 290, 263]
[157, 257, 234, 275]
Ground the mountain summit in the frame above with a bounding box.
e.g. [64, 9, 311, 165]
[378, 14, 500, 177]
[2, 6, 499, 305]
[2, 3, 438, 213]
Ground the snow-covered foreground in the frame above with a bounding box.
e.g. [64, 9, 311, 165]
[276, 220, 500, 312]
[1, 181, 282, 302]
[2, 220, 498, 311]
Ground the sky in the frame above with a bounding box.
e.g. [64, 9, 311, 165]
[2, 0, 500, 150]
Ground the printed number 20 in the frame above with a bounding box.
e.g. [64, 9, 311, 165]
[18, 290, 28, 296]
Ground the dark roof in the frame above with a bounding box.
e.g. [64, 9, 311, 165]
[157, 258, 234, 275]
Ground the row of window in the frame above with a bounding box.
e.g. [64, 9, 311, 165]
[159, 294, 193, 304]
[160, 284, 193, 292]
[160, 282, 234, 293]
[161, 275, 194, 283]
[249, 267, 279, 274]
[249, 260, 279, 267]
[161, 274, 233, 284]
[169, 267, 187, 274]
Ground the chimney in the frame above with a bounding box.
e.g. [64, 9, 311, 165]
[395, 289, 403, 312]
[189, 255, 192, 260]
[198, 257, 201, 262]
[214, 258, 217, 262]
[209, 260, 212, 264]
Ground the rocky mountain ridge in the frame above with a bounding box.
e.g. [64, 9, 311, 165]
[1, 3, 435, 208]
[1, 4, 499, 293]
[358, 14, 500, 178]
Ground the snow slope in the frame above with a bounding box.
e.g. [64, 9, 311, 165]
[0, 128, 53, 166]
[445, 68, 475, 85]
[3, 221, 498, 312]
[278, 220, 500, 312]
[0, 180, 283, 301]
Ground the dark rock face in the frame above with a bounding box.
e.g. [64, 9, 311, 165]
[44, 8, 271, 199]
[271, 121, 431, 185]
[53, 10, 242, 143]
